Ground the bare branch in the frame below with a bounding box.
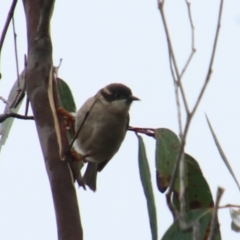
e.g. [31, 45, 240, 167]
[0, 112, 34, 123]
[0, 96, 9, 105]
[0, 0, 18, 53]
[128, 126, 155, 138]
[54, 58, 63, 79]
[179, 0, 196, 79]
[186, 0, 195, 51]
[12, 16, 20, 87]
[219, 204, 240, 209]
[192, 0, 223, 115]
[24, 55, 29, 116]
[163, 0, 224, 224]
[158, 2, 190, 114]
[180, 51, 195, 79]
[23, 0, 83, 238]
[207, 187, 224, 240]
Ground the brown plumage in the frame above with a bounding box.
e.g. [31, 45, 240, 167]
[74, 83, 139, 191]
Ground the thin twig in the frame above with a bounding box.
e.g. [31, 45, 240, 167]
[54, 58, 62, 79]
[180, 51, 195, 79]
[0, 0, 18, 53]
[158, 1, 190, 114]
[12, 16, 20, 87]
[174, 82, 183, 139]
[128, 126, 155, 138]
[207, 187, 224, 240]
[0, 112, 34, 123]
[168, 51, 183, 139]
[66, 99, 99, 154]
[179, 0, 196, 78]
[0, 96, 9, 105]
[192, 0, 223, 115]
[179, 153, 186, 225]
[186, 0, 195, 51]
[218, 204, 240, 209]
[159, 0, 195, 220]
[166, 45, 183, 138]
[24, 55, 29, 116]
[165, 0, 224, 221]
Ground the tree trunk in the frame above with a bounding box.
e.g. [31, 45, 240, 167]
[22, 1, 83, 239]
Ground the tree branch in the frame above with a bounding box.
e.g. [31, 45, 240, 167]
[0, 0, 18, 54]
[159, 0, 224, 225]
[207, 187, 224, 240]
[0, 112, 34, 123]
[22, 0, 83, 239]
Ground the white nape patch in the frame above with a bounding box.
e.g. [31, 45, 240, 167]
[102, 87, 111, 95]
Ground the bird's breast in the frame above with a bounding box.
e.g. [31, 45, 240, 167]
[75, 103, 128, 163]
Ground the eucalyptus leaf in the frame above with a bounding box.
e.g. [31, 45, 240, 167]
[173, 154, 213, 212]
[56, 77, 76, 113]
[0, 72, 26, 151]
[155, 128, 181, 193]
[162, 208, 221, 240]
[137, 134, 158, 240]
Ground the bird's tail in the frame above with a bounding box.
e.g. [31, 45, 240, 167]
[83, 162, 98, 191]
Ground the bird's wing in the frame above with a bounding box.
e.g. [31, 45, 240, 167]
[97, 159, 109, 172]
[97, 113, 129, 172]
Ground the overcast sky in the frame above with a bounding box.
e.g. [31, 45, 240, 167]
[0, 0, 240, 239]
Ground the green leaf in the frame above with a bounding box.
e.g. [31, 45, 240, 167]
[173, 154, 214, 212]
[162, 208, 221, 240]
[56, 77, 76, 143]
[155, 128, 181, 193]
[137, 134, 158, 240]
[206, 115, 240, 191]
[0, 72, 26, 150]
[56, 78, 76, 113]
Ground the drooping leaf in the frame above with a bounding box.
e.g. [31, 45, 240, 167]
[56, 78, 76, 142]
[206, 115, 240, 191]
[0, 72, 26, 150]
[56, 77, 76, 113]
[137, 134, 158, 240]
[56, 78, 83, 171]
[162, 208, 221, 240]
[155, 128, 181, 193]
[173, 154, 214, 212]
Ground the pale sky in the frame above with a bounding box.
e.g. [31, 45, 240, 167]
[0, 0, 240, 239]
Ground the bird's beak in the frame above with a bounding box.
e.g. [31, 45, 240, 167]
[129, 95, 140, 101]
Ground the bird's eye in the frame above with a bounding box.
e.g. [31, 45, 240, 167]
[114, 93, 121, 99]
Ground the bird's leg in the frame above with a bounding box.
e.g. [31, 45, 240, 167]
[57, 107, 75, 135]
[70, 149, 92, 163]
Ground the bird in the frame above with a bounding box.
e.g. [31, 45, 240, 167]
[74, 83, 139, 191]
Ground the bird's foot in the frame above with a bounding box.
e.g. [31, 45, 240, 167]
[57, 107, 75, 134]
[70, 149, 90, 163]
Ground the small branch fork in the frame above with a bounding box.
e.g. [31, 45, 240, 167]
[158, 0, 224, 233]
[0, 94, 33, 124]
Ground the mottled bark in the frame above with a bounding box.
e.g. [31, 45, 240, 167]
[22, 0, 83, 239]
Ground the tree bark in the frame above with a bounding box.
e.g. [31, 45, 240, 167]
[22, 1, 83, 239]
